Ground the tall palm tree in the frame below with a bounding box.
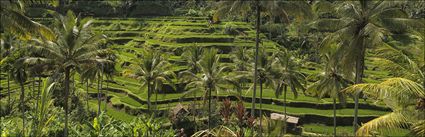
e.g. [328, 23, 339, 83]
[101, 51, 116, 112]
[123, 48, 175, 112]
[180, 48, 234, 131]
[214, 0, 312, 120]
[0, 33, 17, 111]
[0, 0, 55, 41]
[230, 47, 252, 97]
[182, 46, 203, 74]
[274, 49, 306, 135]
[312, 1, 424, 132]
[80, 62, 105, 116]
[254, 48, 279, 135]
[19, 10, 107, 136]
[181, 46, 203, 130]
[306, 54, 351, 137]
[343, 78, 424, 136]
[11, 66, 27, 136]
[79, 66, 96, 112]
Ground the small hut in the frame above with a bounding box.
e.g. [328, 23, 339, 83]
[270, 113, 302, 134]
[172, 103, 189, 116]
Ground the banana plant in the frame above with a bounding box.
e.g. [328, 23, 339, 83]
[31, 79, 56, 137]
[132, 114, 162, 137]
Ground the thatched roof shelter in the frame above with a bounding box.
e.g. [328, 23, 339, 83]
[270, 113, 299, 124]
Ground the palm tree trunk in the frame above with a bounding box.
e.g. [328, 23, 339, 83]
[86, 80, 89, 111]
[147, 83, 151, 112]
[7, 70, 11, 110]
[19, 82, 25, 136]
[333, 98, 337, 137]
[155, 88, 158, 115]
[35, 76, 41, 116]
[283, 85, 287, 135]
[259, 80, 263, 137]
[252, 0, 260, 118]
[64, 67, 70, 137]
[208, 87, 212, 131]
[97, 74, 101, 116]
[32, 77, 35, 98]
[353, 42, 365, 136]
[105, 79, 108, 112]
[194, 89, 197, 131]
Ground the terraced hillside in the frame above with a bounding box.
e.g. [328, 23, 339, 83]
[2, 16, 400, 136]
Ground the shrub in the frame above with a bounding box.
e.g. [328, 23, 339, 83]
[223, 22, 239, 35]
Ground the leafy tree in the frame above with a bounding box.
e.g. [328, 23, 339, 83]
[306, 54, 352, 137]
[11, 66, 27, 136]
[19, 10, 107, 136]
[274, 49, 306, 135]
[180, 48, 234, 131]
[0, 0, 55, 41]
[214, 1, 312, 122]
[253, 48, 280, 135]
[312, 1, 424, 132]
[123, 48, 175, 112]
[343, 78, 424, 136]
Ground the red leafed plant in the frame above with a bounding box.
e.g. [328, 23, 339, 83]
[220, 98, 233, 124]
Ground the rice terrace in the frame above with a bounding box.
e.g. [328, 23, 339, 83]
[0, 0, 424, 137]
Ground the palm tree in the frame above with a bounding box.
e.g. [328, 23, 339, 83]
[180, 48, 234, 131]
[214, 0, 312, 120]
[181, 46, 203, 130]
[19, 10, 107, 136]
[0, 0, 55, 41]
[101, 51, 117, 112]
[0, 33, 17, 111]
[343, 78, 424, 136]
[306, 54, 351, 137]
[312, 1, 424, 132]
[273, 49, 306, 135]
[182, 46, 203, 74]
[230, 47, 252, 97]
[254, 48, 279, 135]
[79, 67, 95, 112]
[80, 63, 105, 116]
[123, 48, 175, 112]
[11, 66, 27, 136]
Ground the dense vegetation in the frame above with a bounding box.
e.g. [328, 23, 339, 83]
[1, 0, 424, 137]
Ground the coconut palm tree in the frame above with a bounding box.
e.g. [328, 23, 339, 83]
[273, 49, 306, 135]
[101, 51, 117, 112]
[0, 0, 55, 41]
[306, 55, 352, 137]
[19, 10, 107, 136]
[180, 48, 234, 131]
[229, 47, 252, 97]
[11, 66, 27, 136]
[181, 46, 203, 129]
[343, 78, 424, 136]
[254, 48, 280, 135]
[79, 67, 95, 112]
[182, 46, 203, 74]
[79, 62, 105, 116]
[214, 0, 312, 120]
[123, 48, 175, 112]
[312, 1, 424, 132]
[0, 33, 17, 111]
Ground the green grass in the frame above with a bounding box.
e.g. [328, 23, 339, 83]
[88, 100, 135, 122]
[303, 123, 411, 136]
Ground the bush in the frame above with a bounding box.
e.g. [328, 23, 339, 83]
[223, 22, 239, 35]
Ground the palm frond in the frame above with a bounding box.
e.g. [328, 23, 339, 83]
[356, 112, 408, 136]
